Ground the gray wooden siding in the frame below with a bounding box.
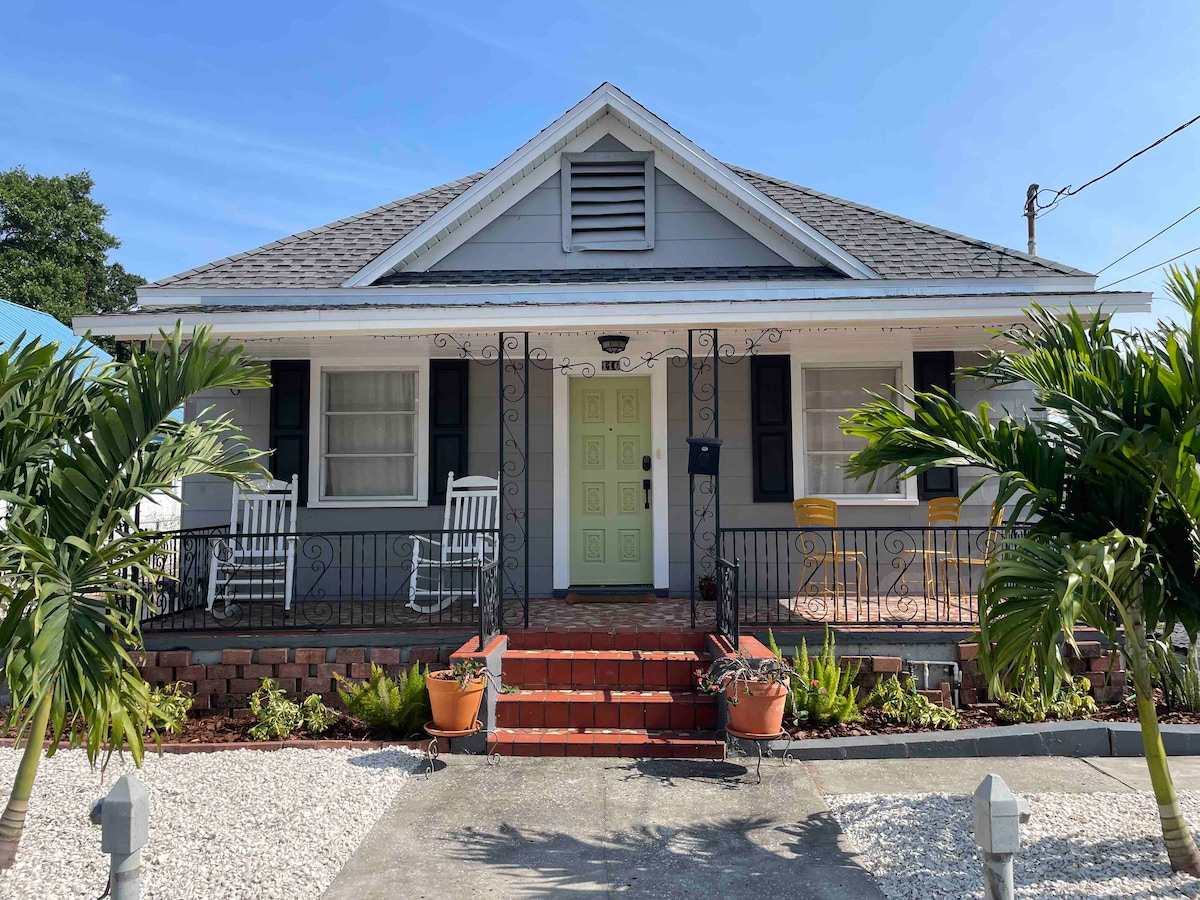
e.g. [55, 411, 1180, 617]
[181, 353, 1028, 597]
[431, 167, 809, 270]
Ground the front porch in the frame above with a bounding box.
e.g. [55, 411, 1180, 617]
[136, 522, 989, 635]
[148, 324, 1010, 639]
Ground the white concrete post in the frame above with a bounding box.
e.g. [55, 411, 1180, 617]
[89, 774, 149, 900]
[972, 773, 1031, 900]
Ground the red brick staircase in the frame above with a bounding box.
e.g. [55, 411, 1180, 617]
[491, 629, 725, 758]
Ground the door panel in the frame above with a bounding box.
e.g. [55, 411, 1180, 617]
[570, 377, 653, 585]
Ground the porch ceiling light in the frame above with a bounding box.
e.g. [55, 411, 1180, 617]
[598, 334, 630, 355]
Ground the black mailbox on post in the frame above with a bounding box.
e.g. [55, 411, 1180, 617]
[686, 436, 722, 476]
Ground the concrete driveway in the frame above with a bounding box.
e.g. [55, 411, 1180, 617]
[323, 755, 886, 899]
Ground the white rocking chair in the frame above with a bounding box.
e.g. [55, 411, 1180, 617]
[407, 472, 500, 613]
[206, 475, 298, 613]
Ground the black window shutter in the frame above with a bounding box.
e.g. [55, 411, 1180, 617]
[751, 355, 794, 503]
[913, 351, 959, 500]
[429, 360, 470, 505]
[268, 360, 310, 503]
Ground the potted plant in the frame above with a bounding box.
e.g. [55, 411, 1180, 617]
[699, 655, 793, 737]
[427, 659, 489, 732]
[697, 573, 718, 603]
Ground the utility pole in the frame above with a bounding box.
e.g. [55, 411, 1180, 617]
[1024, 184, 1039, 256]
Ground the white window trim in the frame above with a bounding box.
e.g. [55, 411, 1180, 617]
[307, 357, 430, 508]
[791, 356, 918, 506]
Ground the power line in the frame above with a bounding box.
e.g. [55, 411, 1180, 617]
[1096, 203, 1200, 274]
[1034, 113, 1200, 217]
[1097, 244, 1200, 290]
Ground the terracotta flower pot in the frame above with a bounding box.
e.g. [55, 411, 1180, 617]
[427, 672, 486, 732]
[725, 680, 788, 737]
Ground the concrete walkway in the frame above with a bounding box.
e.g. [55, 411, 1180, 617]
[324, 756, 886, 899]
[324, 754, 1200, 899]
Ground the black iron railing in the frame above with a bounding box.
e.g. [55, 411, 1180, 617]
[715, 557, 740, 648]
[132, 528, 502, 632]
[719, 526, 1011, 626]
[479, 558, 501, 649]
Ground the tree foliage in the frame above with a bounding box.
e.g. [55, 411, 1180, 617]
[0, 325, 269, 865]
[841, 266, 1200, 874]
[0, 167, 144, 354]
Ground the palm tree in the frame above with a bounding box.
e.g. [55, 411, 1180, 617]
[842, 266, 1200, 875]
[0, 326, 269, 866]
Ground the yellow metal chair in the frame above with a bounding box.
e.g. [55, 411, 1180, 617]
[936, 504, 1004, 618]
[792, 498, 867, 617]
[897, 497, 962, 603]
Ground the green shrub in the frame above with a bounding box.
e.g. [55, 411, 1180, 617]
[148, 682, 194, 735]
[995, 674, 1097, 724]
[867, 675, 961, 730]
[1150, 639, 1200, 713]
[769, 627, 861, 725]
[337, 663, 430, 737]
[247, 678, 336, 740]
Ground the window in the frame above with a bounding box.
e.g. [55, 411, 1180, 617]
[321, 370, 418, 500]
[803, 367, 900, 496]
[561, 151, 655, 251]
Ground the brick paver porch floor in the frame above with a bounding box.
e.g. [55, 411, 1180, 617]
[147, 593, 977, 632]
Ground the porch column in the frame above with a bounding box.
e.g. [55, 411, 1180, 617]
[497, 331, 530, 627]
[687, 328, 720, 629]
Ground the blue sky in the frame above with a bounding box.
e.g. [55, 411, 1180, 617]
[2, 1, 1197, 322]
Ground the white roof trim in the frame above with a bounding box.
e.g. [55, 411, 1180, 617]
[77, 290, 1150, 339]
[135, 274, 1105, 309]
[342, 83, 879, 287]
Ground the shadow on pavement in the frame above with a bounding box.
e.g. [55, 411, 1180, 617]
[449, 810, 877, 898]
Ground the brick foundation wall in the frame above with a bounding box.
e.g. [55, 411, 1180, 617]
[136, 645, 452, 716]
[957, 640, 1127, 706]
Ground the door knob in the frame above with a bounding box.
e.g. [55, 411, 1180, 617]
[643, 478, 651, 510]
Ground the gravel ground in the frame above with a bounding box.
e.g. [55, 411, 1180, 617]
[829, 790, 1200, 899]
[0, 746, 422, 900]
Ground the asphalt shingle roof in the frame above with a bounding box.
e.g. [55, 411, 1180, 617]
[145, 165, 1089, 291]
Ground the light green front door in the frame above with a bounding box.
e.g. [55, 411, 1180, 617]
[569, 377, 654, 585]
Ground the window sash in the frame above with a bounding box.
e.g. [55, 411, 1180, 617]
[803, 366, 900, 497]
[321, 369, 419, 500]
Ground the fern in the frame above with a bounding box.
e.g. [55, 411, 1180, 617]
[769, 626, 861, 724]
[337, 663, 430, 738]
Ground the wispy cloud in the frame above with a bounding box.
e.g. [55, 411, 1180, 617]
[0, 73, 452, 193]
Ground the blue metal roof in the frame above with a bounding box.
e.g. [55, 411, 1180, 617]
[0, 297, 181, 422]
[0, 297, 113, 364]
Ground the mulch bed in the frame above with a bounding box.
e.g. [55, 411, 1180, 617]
[0, 711, 427, 751]
[785, 695, 1200, 740]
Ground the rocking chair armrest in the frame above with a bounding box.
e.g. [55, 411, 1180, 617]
[476, 532, 499, 560]
[409, 533, 443, 547]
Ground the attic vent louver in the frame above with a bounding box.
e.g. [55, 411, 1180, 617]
[561, 151, 655, 251]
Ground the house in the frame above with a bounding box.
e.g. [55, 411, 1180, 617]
[75, 85, 1147, 754]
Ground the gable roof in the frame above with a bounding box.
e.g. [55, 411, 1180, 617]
[143, 86, 1090, 292]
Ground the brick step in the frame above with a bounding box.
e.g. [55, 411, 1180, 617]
[507, 628, 708, 652]
[501, 649, 704, 690]
[497, 689, 718, 731]
[491, 727, 726, 759]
